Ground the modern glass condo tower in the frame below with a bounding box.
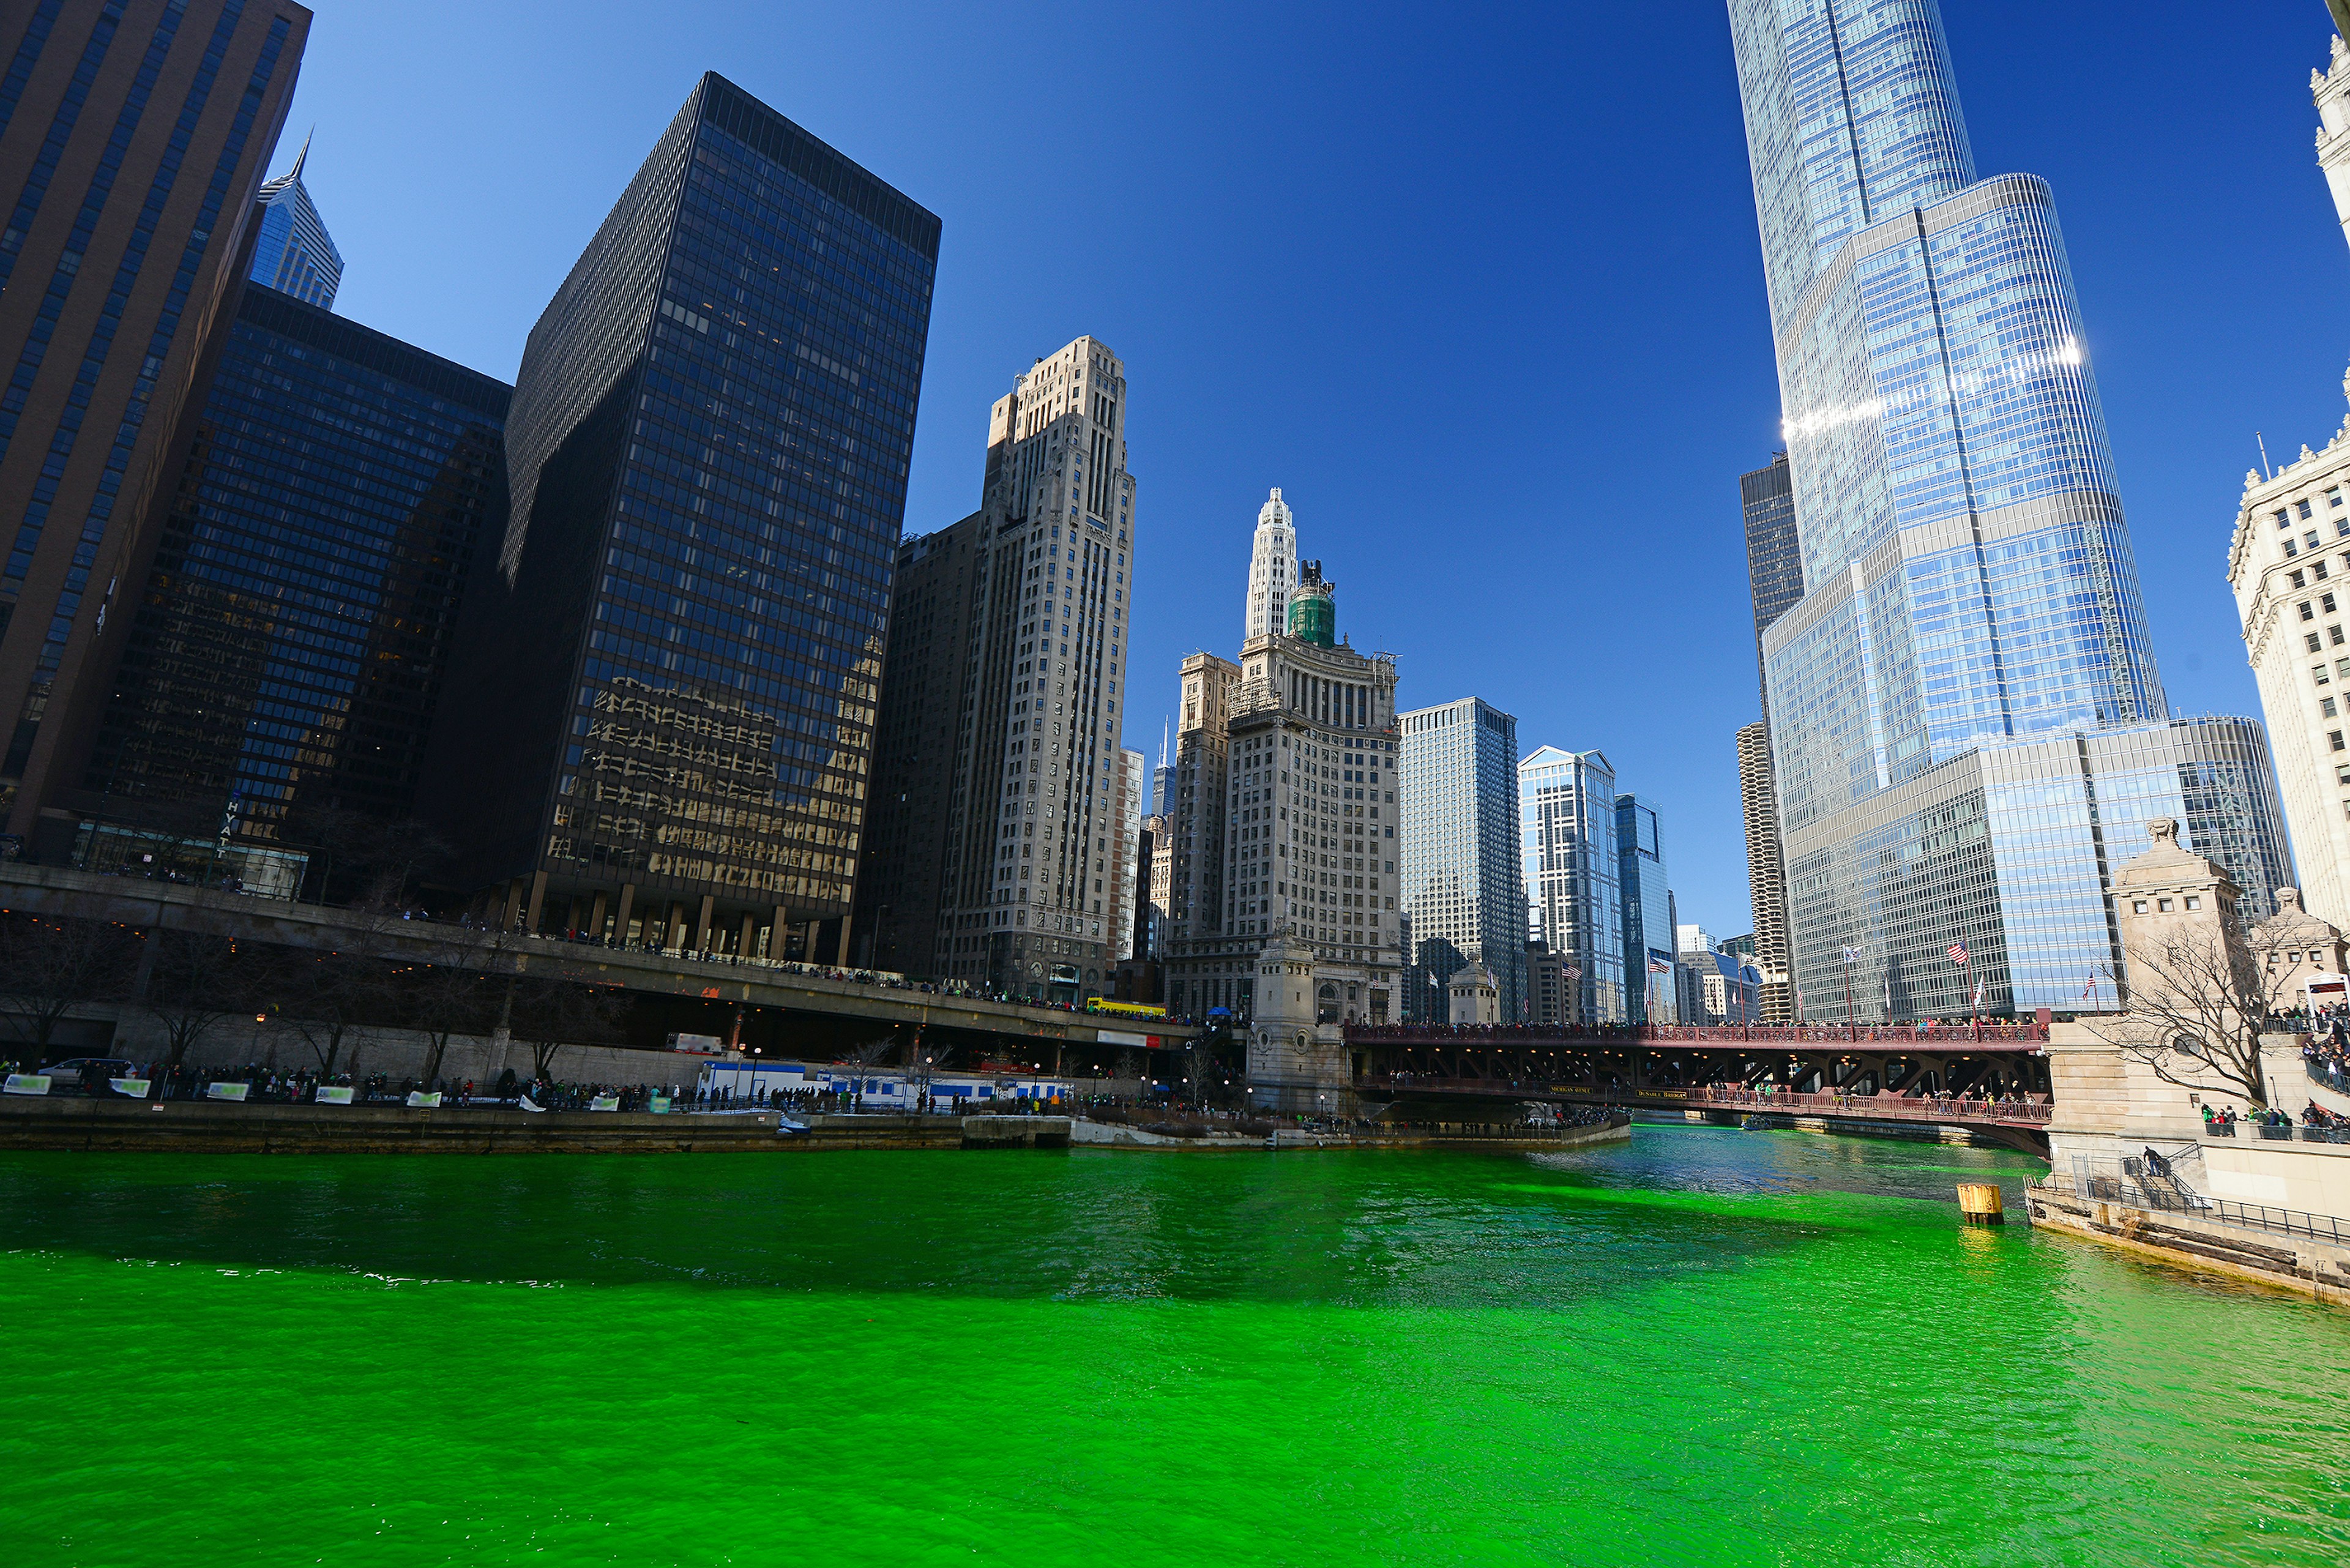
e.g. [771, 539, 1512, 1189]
[1727, 0, 2289, 1017]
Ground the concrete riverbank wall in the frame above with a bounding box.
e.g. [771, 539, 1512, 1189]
[0, 1100, 1633, 1157]
[0, 1100, 971, 1154]
[2026, 1181, 2350, 1305]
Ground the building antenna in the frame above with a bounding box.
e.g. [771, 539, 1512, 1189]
[1159, 718, 1168, 768]
[2258, 431, 2273, 480]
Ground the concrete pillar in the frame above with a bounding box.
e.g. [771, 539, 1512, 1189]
[614, 883, 636, 943]
[767, 906, 791, 958]
[668, 902, 688, 952]
[523, 870, 548, 934]
[737, 913, 755, 958]
[501, 878, 524, 931]
[804, 920, 821, 963]
[589, 890, 609, 941]
[836, 914, 854, 966]
[694, 895, 715, 954]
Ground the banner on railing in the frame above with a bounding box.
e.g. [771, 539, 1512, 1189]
[3, 1073, 50, 1096]
[649, 1096, 671, 1113]
[406, 1091, 441, 1108]
[315, 1085, 354, 1105]
[206, 1082, 248, 1102]
[518, 1096, 545, 1113]
[589, 1096, 620, 1112]
[109, 1078, 150, 1099]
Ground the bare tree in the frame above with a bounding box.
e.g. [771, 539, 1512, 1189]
[142, 930, 250, 1069]
[398, 958, 494, 1087]
[271, 949, 395, 1078]
[1182, 1037, 1219, 1111]
[2087, 918, 2294, 1110]
[0, 913, 135, 1058]
[839, 1034, 896, 1103]
[508, 976, 629, 1080]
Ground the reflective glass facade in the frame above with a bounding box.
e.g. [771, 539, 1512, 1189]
[1615, 793, 1679, 1024]
[85, 284, 507, 837]
[423, 74, 937, 955]
[1785, 718, 2291, 1018]
[247, 136, 339, 308]
[0, 0, 307, 856]
[1740, 450, 1802, 679]
[1728, 0, 2288, 1017]
[1399, 696, 1525, 1022]
[1520, 745, 1622, 1023]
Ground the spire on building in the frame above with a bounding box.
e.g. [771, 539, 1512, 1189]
[1243, 486, 1298, 644]
[250, 129, 345, 310]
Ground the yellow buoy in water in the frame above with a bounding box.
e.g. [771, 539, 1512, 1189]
[1956, 1182, 2004, 1226]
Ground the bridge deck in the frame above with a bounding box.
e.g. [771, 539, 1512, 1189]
[1346, 1023, 2048, 1052]
[1360, 1076, 2052, 1129]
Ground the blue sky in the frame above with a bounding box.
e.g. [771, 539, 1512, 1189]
[282, 1, 2350, 937]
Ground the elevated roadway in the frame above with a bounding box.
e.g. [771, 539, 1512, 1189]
[0, 863, 1196, 1056]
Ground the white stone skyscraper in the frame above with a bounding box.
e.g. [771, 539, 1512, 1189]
[1243, 488, 1298, 644]
[2317, 26, 2350, 256]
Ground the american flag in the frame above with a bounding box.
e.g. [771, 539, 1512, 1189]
[1948, 941, 1969, 966]
[1649, 958, 1671, 974]
[2083, 973, 2100, 1001]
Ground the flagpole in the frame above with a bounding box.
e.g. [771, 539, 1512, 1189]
[1842, 944, 1856, 1046]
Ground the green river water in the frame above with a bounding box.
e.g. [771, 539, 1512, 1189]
[2, 1124, 2346, 1566]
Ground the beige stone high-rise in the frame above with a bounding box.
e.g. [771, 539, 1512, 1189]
[0, 0, 309, 854]
[1166, 551, 1402, 1108]
[859, 336, 1136, 997]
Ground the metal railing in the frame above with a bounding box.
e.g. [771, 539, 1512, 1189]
[1361, 1080, 2052, 1124]
[1346, 1021, 2048, 1047]
[2045, 1165, 2349, 1246]
[2308, 1053, 2350, 1099]
[1692, 1086, 2053, 1124]
[2203, 1119, 2350, 1144]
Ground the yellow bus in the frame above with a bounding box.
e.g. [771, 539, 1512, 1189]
[1085, 998, 1168, 1021]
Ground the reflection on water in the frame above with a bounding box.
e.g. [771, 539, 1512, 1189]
[1, 1126, 2344, 1568]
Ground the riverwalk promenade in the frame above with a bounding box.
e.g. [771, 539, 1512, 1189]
[0, 1097, 1632, 1156]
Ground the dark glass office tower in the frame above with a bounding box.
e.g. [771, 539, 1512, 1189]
[422, 75, 938, 965]
[1739, 451, 1799, 700]
[81, 283, 507, 849]
[0, 0, 310, 857]
[1738, 451, 1800, 1023]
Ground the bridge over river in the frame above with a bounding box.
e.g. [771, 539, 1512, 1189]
[1341, 1021, 2056, 1153]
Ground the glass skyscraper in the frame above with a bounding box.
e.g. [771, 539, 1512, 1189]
[247, 132, 341, 308]
[1728, 0, 2291, 1017]
[1520, 745, 1622, 1024]
[1739, 450, 1800, 696]
[84, 283, 507, 848]
[423, 73, 938, 963]
[0, 0, 308, 859]
[1399, 696, 1526, 1022]
[1615, 793, 1679, 1025]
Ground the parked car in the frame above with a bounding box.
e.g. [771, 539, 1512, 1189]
[37, 1058, 138, 1093]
